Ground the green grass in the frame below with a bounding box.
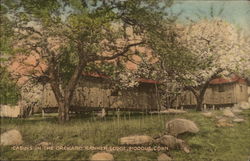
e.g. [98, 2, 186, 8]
[1, 110, 250, 161]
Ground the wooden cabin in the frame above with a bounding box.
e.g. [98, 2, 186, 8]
[42, 74, 161, 113]
[180, 75, 248, 108]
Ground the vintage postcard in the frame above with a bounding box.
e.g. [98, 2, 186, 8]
[1, 0, 250, 161]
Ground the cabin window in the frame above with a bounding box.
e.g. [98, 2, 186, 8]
[211, 86, 217, 93]
[218, 85, 225, 92]
[240, 85, 243, 92]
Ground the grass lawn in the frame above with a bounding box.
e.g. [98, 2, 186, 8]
[1, 110, 250, 161]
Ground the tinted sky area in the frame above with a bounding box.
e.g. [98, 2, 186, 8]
[168, 0, 250, 33]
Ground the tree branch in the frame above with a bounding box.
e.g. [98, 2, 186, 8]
[94, 41, 145, 61]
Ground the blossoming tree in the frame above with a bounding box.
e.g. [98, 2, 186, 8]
[177, 19, 250, 111]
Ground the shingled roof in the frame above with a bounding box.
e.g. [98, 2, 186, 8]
[209, 75, 247, 85]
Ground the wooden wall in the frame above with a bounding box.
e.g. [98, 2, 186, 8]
[206, 83, 236, 105]
[180, 82, 248, 107]
[42, 77, 159, 111]
[234, 83, 248, 103]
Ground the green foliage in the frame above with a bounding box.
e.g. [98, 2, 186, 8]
[0, 68, 20, 105]
[0, 3, 14, 56]
[0, 6, 19, 105]
[58, 49, 78, 85]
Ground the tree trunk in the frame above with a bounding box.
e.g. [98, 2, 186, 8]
[188, 86, 206, 111]
[196, 95, 204, 111]
[49, 58, 86, 123]
[58, 101, 69, 123]
[194, 83, 209, 111]
[185, 69, 224, 111]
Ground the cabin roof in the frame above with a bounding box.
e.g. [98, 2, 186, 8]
[209, 75, 246, 85]
[83, 73, 160, 84]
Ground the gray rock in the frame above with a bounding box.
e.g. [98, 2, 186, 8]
[166, 118, 199, 136]
[157, 153, 172, 161]
[233, 118, 245, 123]
[223, 109, 235, 117]
[0, 129, 23, 146]
[216, 118, 233, 127]
[231, 108, 242, 114]
[238, 102, 250, 110]
[119, 135, 154, 145]
[156, 135, 190, 153]
[155, 135, 181, 149]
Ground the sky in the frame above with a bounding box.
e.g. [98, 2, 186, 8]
[168, 0, 250, 33]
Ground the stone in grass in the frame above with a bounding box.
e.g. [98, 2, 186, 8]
[238, 102, 250, 110]
[156, 135, 190, 153]
[90, 152, 114, 161]
[0, 129, 23, 146]
[157, 153, 172, 161]
[166, 118, 199, 136]
[231, 108, 242, 114]
[216, 118, 234, 127]
[233, 118, 245, 123]
[155, 135, 180, 149]
[223, 109, 235, 117]
[119, 135, 154, 145]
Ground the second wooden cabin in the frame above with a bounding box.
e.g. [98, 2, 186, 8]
[42, 73, 161, 112]
[180, 75, 248, 108]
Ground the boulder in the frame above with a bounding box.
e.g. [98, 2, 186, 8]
[223, 109, 235, 117]
[156, 135, 190, 153]
[157, 153, 172, 161]
[201, 112, 213, 118]
[119, 135, 154, 145]
[0, 129, 23, 146]
[216, 118, 233, 127]
[233, 118, 245, 123]
[231, 108, 242, 114]
[155, 135, 181, 149]
[238, 102, 250, 110]
[165, 118, 199, 136]
[90, 152, 114, 161]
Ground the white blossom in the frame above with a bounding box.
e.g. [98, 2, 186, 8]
[177, 19, 250, 85]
